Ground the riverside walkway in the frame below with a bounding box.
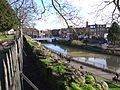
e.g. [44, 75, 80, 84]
[68, 60, 114, 81]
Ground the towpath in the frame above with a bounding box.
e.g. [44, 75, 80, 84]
[68, 60, 114, 81]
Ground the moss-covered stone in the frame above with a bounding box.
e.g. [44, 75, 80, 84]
[85, 75, 95, 85]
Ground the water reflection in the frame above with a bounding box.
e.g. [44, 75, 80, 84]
[73, 57, 107, 68]
[43, 43, 120, 72]
[43, 44, 67, 54]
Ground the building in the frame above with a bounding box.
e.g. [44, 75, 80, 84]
[42, 30, 52, 37]
[86, 22, 107, 38]
[50, 22, 108, 42]
[22, 28, 39, 38]
[51, 29, 60, 37]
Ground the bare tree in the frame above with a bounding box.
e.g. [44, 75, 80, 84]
[8, 0, 38, 28]
[8, 0, 83, 29]
[93, 0, 120, 24]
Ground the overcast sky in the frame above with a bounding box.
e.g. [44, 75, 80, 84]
[34, 0, 114, 30]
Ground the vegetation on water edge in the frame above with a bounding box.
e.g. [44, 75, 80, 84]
[53, 40, 120, 56]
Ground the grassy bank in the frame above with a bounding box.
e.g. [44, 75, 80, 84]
[0, 35, 14, 41]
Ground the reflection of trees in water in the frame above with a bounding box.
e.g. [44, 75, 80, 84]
[59, 45, 79, 52]
[106, 56, 120, 68]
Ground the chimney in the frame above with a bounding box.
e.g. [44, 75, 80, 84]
[86, 21, 88, 27]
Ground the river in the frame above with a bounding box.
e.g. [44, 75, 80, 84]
[43, 43, 120, 72]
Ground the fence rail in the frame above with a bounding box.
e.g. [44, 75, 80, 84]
[0, 36, 39, 90]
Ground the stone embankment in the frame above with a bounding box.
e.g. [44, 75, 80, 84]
[32, 41, 112, 89]
[36, 42, 116, 75]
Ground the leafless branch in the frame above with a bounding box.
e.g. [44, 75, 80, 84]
[113, 0, 120, 12]
[51, 0, 69, 28]
[38, 0, 46, 19]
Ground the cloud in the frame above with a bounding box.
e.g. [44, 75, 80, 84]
[35, 20, 66, 30]
[35, 15, 66, 30]
[34, 0, 114, 30]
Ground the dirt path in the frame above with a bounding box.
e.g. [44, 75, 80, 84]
[69, 60, 114, 80]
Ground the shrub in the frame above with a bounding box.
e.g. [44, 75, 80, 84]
[71, 40, 84, 46]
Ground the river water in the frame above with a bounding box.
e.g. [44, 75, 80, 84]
[43, 43, 120, 72]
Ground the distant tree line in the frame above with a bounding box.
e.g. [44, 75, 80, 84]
[0, 0, 19, 32]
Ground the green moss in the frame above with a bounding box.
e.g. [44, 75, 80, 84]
[25, 35, 39, 48]
[56, 80, 66, 86]
[95, 84, 103, 90]
[81, 84, 96, 90]
[49, 64, 66, 75]
[41, 59, 52, 63]
[71, 82, 82, 90]
[85, 75, 95, 85]
[79, 82, 85, 87]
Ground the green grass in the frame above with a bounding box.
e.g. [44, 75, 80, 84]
[25, 35, 39, 48]
[0, 35, 14, 41]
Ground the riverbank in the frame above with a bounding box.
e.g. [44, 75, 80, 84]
[53, 40, 120, 56]
[41, 42, 120, 88]
[43, 43, 117, 76]
[24, 36, 120, 89]
[24, 36, 113, 90]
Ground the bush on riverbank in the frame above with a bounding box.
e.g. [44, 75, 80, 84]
[71, 40, 84, 46]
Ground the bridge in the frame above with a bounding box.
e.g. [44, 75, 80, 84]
[32, 37, 55, 42]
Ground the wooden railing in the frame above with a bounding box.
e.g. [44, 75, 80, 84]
[0, 36, 39, 90]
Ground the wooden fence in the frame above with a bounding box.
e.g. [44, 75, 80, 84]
[0, 37, 23, 90]
[0, 36, 39, 90]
